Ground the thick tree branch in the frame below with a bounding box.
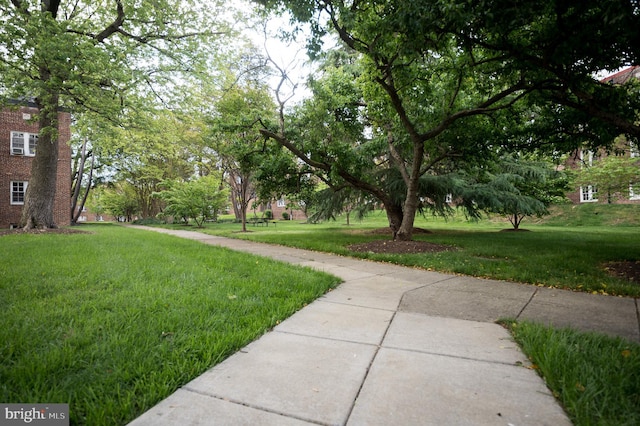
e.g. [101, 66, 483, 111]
[42, 0, 61, 17]
[553, 90, 640, 139]
[10, 0, 28, 13]
[95, 0, 125, 42]
[386, 125, 410, 185]
[420, 79, 531, 141]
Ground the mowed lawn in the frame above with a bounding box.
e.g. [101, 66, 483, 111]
[192, 206, 640, 297]
[0, 224, 340, 425]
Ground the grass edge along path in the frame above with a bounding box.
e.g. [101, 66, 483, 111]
[503, 320, 640, 426]
[181, 216, 640, 297]
[0, 224, 341, 425]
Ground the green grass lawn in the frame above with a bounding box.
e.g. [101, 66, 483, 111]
[3, 204, 639, 425]
[504, 321, 640, 426]
[177, 206, 640, 297]
[0, 224, 340, 425]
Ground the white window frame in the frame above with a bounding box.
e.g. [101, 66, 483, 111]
[628, 143, 640, 199]
[10, 181, 28, 205]
[10, 131, 38, 156]
[579, 150, 598, 202]
[580, 185, 598, 203]
[277, 197, 286, 208]
[580, 149, 595, 166]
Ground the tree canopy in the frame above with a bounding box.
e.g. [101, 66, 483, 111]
[255, 0, 640, 239]
[0, 0, 228, 228]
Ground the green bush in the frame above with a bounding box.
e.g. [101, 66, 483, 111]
[282, 212, 290, 220]
[264, 210, 273, 219]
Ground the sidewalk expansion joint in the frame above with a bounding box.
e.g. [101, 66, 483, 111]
[395, 275, 461, 300]
[317, 298, 397, 312]
[343, 310, 398, 424]
[380, 345, 529, 368]
[273, 329, 380, 347]
[515, 288, 538, 320]
[180, 386, 330, 426]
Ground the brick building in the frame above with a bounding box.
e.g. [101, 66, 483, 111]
[565, 66, 640, 204]
[0, 103, 72, 228]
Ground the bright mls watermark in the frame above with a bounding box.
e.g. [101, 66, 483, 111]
[1, 404, 68, 426]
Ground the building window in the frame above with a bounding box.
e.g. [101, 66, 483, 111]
[579, 150, 598, 203]
[630, 142, 639, 158]
[580, 185, 598, 203]
[10, 131, 38, 156]
[11, 181, 28, 205]
[580, 149, 595, 166]
[277, 197, 286, 208]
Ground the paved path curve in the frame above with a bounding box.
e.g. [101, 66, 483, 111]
[126, 226, 639, 426]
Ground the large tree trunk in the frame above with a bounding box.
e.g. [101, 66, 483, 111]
[384, 202, 404, 240]
[395, 134, 425, 241]
[396, 172, 421, 241]
[20, 91, 60, 229]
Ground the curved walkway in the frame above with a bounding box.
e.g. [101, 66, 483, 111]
[127, 226, 639, 426]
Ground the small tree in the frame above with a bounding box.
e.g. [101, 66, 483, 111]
[307, 186, 374, 226]
[155, 175, 229, 227]
[99, 183, 140, 222]
[464, 155, 570, 230]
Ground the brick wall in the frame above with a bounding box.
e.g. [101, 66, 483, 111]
[0, 105, 71, 228]
[565, 147, 640, 205]
[254, 198, 307, 221]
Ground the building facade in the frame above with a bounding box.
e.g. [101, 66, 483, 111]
[0, 103, 72, 228]
[565, 66, 640, 204]
[565, 143, 640, 205]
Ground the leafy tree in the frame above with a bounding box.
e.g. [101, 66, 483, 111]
[155, 175, 229, 227]
[0, 0, 226, 229]
[99, 182, 140, 222]
[307, 186, 375, 225]
[210, 77, 276, 232]
[463, 155, 570, 230]
[69, 113, 119, 224]
[257, 4, 542, 240]
[106, 110, 202, 218]
[260, 39, 520, 240]
[436, 0, 640, 144]
[256, 0, 640, 240]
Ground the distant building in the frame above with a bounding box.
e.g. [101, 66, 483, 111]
[0, 102, 71, 228]
[251, 196, 307, 221]
[565, 66, 640, 204]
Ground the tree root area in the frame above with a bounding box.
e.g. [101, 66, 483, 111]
[604, 261, 640, 284]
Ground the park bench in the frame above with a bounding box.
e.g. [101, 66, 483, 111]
[249, 217, 277, 227]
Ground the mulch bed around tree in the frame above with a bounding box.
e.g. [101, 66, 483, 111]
[348, 228, 454, 254]
[603, 261, 640, 284]
[348, 239, 454, 254]
[350, 228, 639, 285]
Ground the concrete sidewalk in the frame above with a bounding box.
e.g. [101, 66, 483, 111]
[127, 226, 639, 425]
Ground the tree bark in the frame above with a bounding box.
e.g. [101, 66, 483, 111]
[71, 138, 94, 224]
[20, 87, 60, 229]
[384, 202, 404, 240]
